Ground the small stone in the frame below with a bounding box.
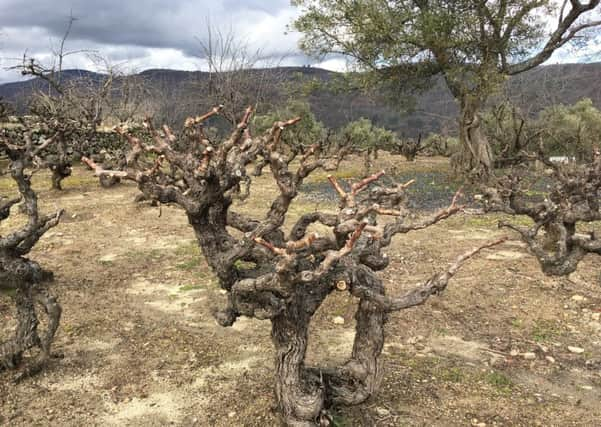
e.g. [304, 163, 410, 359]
[522, 352, 536, 360]
[374, 407, 390, 417]
[580, 385, 593, 391]
[332, 316, 345, 325]
[545, 356, 556, 363]
[99, 254, 117, 262]
[219, 289, 227, 295]
[589, 321, 601, 331]
[537, 344, 549, 353]
[572, 295, 585, 302]
[228, 411, 236, 418]
[510, 350, 519, 357]
[592, 313, 600, 321]
[568, 273, 588, 287]
[568, 346, 585, 354]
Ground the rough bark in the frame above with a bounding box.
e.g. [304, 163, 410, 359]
[86, 107, 505, 425]
[50, 162, 72, 190]
[0, 131, 63, 379]
[457, 95, 493, 179]
[483, 147, 601, 276]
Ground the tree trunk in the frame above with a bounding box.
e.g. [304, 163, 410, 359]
[50, 163, 71, 191]
[270, 267, 387, 426]
[457, 95, 493, 178]
[1, 281, 62, 376]
[99, 174, 121, 188]
[272, 309, 326, 427]
[363, 149, 372, 177]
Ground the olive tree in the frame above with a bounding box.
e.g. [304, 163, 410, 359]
[538, 98, 601, 161]
[293, 0, 601, 178]
[339, 117, 395, 174]
[482, 101, 542, 168]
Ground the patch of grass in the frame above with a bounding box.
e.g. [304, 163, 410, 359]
[0, 179, 16, 192]
[403, 355, 441, 374]
[485, 371, 513, 394]
[192, 272, 218, 288]
[62, 174, 100, 188]
[531, 319, 560, 343]
[434, 327, 449, 336]
[459, 213, 533, 228]
[305, 166, 364, 184]
[511, 318, 523, 329]
[234, 260, 257, 270]
[438, 367, 465, 383]
[330, 306, 346, 317]
[175, 242, 201, 257]
[0, 287, 16, 297]
[148, 249, 163, 259]
[176, 258, 201, 270]
[329, 412, 351, 427]
[178, 284, 204, 292]
[125, 248, 163, 262]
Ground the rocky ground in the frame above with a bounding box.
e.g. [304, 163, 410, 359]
[1, 155, 600, 426]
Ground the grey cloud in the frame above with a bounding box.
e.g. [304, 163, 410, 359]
[0, 0, 296, 56]
[0, 0, 310, 82]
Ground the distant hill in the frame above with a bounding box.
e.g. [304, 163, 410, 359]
[2, 63, 601, 137]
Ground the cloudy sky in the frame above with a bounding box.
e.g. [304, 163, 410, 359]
[0, 0, 599, 84]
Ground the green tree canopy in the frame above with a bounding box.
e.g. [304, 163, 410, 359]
[293, 0, 601, 176]
[538, 98, 601, 160]
[252, 99, 326, 151]
[339, 117, 396, 152]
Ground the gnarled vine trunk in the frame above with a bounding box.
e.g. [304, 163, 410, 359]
[1, 275, 62, 377]
[484, 150, 601, 277]
[50, 163, 72, 190]
[0, 141, 63, 379]
[85, 106, 505, 425]
[272, 303, 324, 426]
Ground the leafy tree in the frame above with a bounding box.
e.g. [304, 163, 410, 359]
[293, 0, 601, 177]
[339, 117, 396, 173]
[482, 101, 541, 167]
[253, 100, 326, 151]
[340, 117, 395, 151]
[422, 132, 461, 157]
[538, 98, 601, 160]
[482, 97, 601, 163]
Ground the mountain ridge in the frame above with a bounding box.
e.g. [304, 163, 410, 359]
[2, 63, 601, 137]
